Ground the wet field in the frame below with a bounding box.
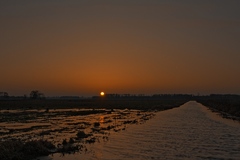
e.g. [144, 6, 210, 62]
[40, 101, 240, 160]
[0, 107, 155, 160]
[1, 97, 239, 160]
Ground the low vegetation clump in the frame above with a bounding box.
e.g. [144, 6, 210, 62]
[93, 122, 100, 127]
[76, 131, 89, 139]
[0, 140, 55, 160]
[57, 138, 81, 154]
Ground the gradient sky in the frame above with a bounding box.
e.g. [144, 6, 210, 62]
[1, 0, 240, 96]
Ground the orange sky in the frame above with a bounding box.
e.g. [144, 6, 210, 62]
[1, 1, 240, 96]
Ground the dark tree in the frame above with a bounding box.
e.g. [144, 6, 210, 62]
[30, 90, 44, 99]
[3, 92, 9, 98]
[0, 92, 9, 98]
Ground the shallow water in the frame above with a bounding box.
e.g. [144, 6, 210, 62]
[41, 101, 240, 160]
[0, 107, 153, 147]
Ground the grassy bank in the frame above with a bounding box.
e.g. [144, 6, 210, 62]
[196, 95, 240, 120]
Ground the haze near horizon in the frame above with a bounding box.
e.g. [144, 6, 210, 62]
[1, 0, 240, 96]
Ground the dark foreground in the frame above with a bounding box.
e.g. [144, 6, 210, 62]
[0, 94, 190, 110]
[0, 94, 240, 160]
[0, 96, 189, 160]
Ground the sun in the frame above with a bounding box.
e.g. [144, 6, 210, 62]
[100, 92, 105, 96]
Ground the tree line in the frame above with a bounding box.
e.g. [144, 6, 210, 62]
[0, 90, 45, 99]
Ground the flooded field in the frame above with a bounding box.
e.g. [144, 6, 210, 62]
[40, 101, 240, 160]
[0, 107, 155, 159]
[1, 100, 239, 160]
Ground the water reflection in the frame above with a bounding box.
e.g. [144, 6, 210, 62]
[0, 108, 153, 148]
[44, 101, 240, 160]
[5, 101, 238, 159]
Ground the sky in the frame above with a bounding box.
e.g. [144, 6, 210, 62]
[0, 0, 240, 96]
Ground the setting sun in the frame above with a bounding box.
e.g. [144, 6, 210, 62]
[100, 92, 105, 96]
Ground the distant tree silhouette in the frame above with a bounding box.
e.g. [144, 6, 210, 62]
[30, 90, 44, 99]
[3, 92, 8, 98]
[23, 94, 27, 99]
[0, 92, 9, 98]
